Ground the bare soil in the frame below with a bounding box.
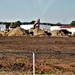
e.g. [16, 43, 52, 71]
[0, 36, 75, 75]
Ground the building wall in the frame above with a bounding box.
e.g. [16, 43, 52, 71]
[20, 24, 50, 30]
[60, 26, 75, 34]
[50, 26, 60, 31]
[20, 25, 75, 34]
[0, 24, 6, 31]
[20, 24, 33, 30]
[40, 25, 50, 30]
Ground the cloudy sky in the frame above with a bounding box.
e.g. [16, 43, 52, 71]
[0, 0, 75, 24]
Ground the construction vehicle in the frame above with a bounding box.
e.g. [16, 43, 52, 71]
[32, 19, 40, 29]
[30, 19, 48, 36]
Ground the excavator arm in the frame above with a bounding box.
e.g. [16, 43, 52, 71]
[33, 19, 40, 29]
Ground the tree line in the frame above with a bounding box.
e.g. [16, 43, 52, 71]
[0, 20, 75, 28]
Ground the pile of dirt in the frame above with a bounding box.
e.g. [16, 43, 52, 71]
[7, 27, 29, 36]
[0, 31, 7, 36]
[51, 30, 60, 36]
[51, 30, 65, 36]
[31, 28, 48, 36]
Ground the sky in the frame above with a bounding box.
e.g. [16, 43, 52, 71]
[0, 0, 75, 24]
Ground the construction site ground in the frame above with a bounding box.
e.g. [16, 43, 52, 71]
[0, 36, 75, 75]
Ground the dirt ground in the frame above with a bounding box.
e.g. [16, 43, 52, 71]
[0, 36, 75, 75]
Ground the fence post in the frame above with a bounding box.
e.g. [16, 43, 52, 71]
[33, 52, 35, 75]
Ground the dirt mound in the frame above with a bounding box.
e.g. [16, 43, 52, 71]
[7, 27, 29, 36]
[0, 31, 7, 36]
[31, 28, 48, 36]
[51, 30, 65, 36]
[51, 30, 60, 36]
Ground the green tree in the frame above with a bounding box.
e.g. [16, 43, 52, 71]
[69, 20, 75, 26]
[4, 22, 10, 28]
[0, 22, 3, 24]
[30, 20, 35, 24]
[14, 21, 21, 27]
[56, 22, 62, 26]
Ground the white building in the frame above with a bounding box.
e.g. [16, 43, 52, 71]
[20, 24, 33, 30]
[50, 26, 75, 34]
[50, 26, 60, 31]
[20, 24, 50, 30]
[60, 26, 75, 34]
[40, 25, 50, 30]
[0, 24, 6, 31]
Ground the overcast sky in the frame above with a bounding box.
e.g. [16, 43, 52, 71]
[0, 0, 75, 24]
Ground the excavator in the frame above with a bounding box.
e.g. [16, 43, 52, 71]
[29, 19, 40, 36]
[30, 19, 48, 36]
[30, 19, 51, 36]
[32, 19, 40, 29]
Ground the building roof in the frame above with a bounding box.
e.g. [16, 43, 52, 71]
[60, 26, 75, 28]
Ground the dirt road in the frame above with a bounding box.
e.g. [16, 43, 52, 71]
[0, 36, 75, 52]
